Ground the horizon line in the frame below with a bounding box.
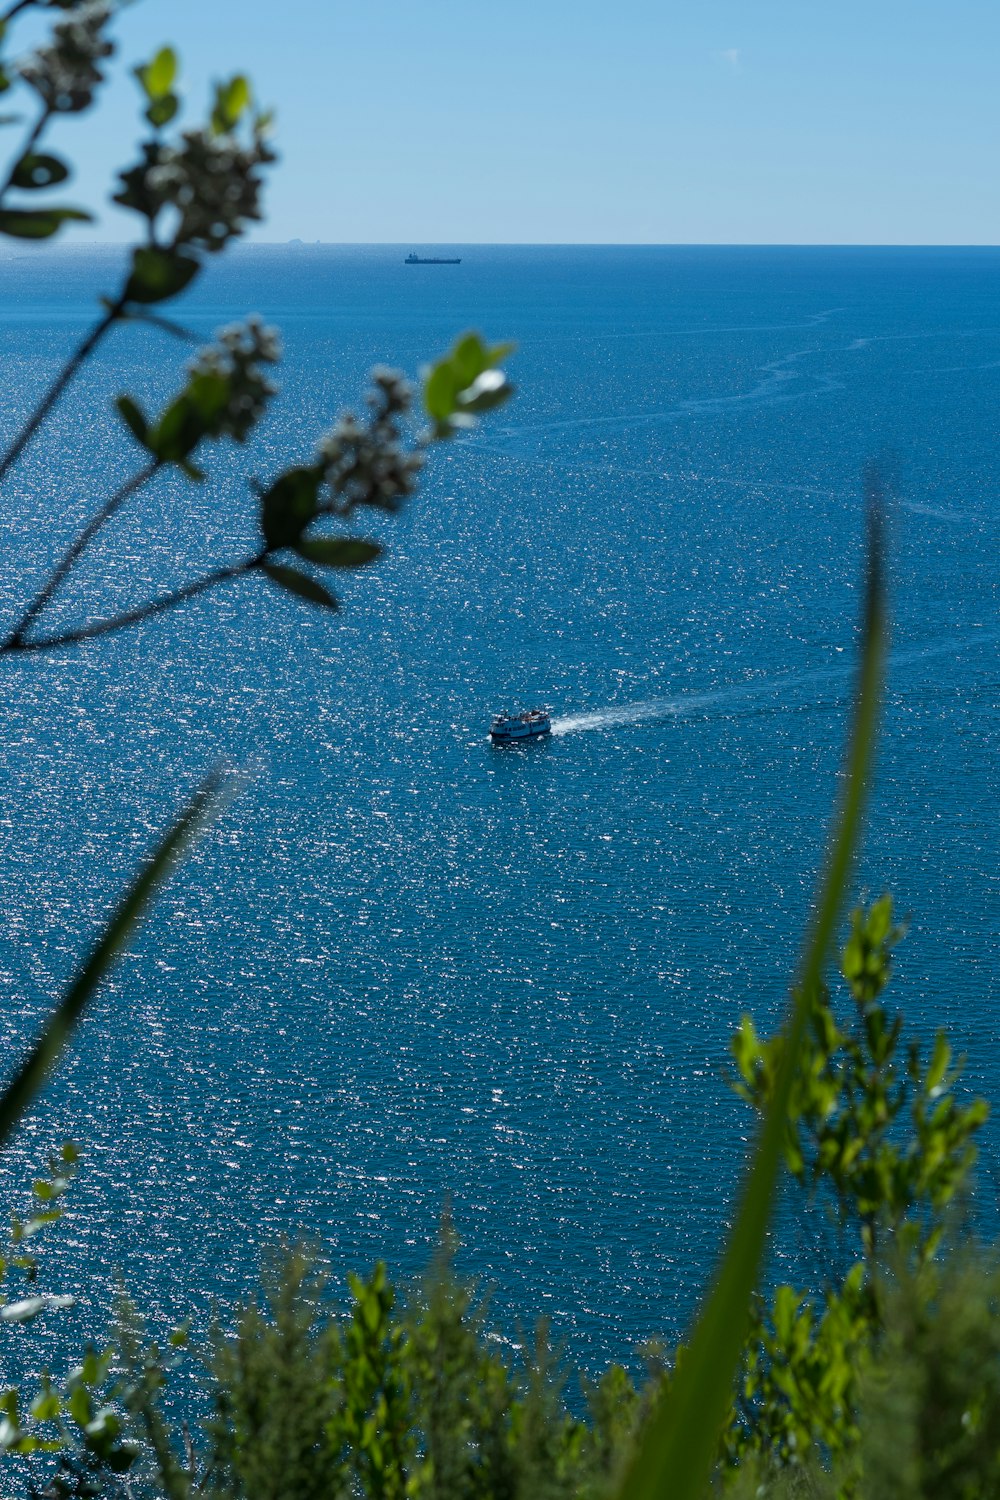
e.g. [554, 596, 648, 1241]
[2, 240, 1000, 253]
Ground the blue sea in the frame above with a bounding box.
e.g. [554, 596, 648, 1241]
[1, 245, 998, 1375]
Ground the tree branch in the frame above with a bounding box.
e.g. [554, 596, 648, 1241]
[2, 459, 160, 648]
[3, 553, 266, 654]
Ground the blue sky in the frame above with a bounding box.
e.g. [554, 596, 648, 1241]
[13, 0, 1000, 244]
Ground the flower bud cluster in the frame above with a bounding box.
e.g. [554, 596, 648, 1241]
[189, 317, 280, 441]
[116, 125, 274, 253]
[20, 3, 114, 114]
[319, 369, 424, 513]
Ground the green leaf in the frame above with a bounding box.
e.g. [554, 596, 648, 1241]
[78, 1351, 105, 1387]
[124, 246, 199, 306]
[137, 46, 177, 100]
[146, 93, 179, 128]
[423, 361, 459, 423]
[925, 1031, 950, 1096]
[450, 331, 490, 384]
[296, 537, 381, 568]
[115, 395, 149, 447]
[68, 1386, 91, 1428]
[148, 395, 204, 464]
[262, 563, 338, 611]
[616, 486, 887, 1500]
[456, 368, 515, 415]
[0, 773, 227, 1151]
[10, 154, 69, 190]
[212, 74, 251, 133]
[260, 466, 321, 548]
[423, 331, 516, 435]
[0, 207, 90, 240]
[186, 369, 230, 424]
[0, 1297, 45, 1324]
[30, 1387, 60, 1424]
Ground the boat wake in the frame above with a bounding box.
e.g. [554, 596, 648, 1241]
[550, 627, 1000, 737]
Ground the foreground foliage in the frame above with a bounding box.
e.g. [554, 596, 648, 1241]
[2, 902, 991, 1497]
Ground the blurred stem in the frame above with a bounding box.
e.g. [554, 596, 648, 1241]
[5, 551, 267, 653]
[2, 459, 161, 648]
[0, 298, 126, 487]
[0, 0, 40, 20]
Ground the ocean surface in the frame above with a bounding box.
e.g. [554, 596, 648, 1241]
[0, 245, 998, 1377]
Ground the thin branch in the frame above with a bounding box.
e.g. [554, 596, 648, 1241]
[0, 298, 125, 487]
[2, 459, 160, 647]
[0, 104, 50, 202]
[0, 0, 40, 22]
[124, 308, 200, 343]
[4, 553, 266, 653]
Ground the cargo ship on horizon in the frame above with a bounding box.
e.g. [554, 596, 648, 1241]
[405, 252, 461, 264]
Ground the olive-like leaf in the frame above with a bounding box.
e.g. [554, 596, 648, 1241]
[616, 495, 887, 1500]
[145, 93, 179, 128]
[423, 361, 459, 423]
[115, 395, 149, 446]
[124, 246, 199, 305]
[138, 46, 177, 100]
[296, 537, 381, 568]
[0, 773, 226, 1151]
[0, 207, 90, 240]
[262, 563, 338, 610]
[212, 74, 251, 133]
[10, 154, 69, 190]
[147, 394, 203, 464]
[260, 466, 321, 548]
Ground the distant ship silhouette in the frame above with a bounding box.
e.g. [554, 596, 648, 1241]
[405, 252, 461, 264]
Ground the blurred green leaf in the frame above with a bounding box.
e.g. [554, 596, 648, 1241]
[423, 331, 516, 436]
[0, 773, 226, 1151]
[148, 396, 203, 464]
[30, 1386, 60, 1424]
[212, 74, 251, 133]
[617, 498, 887, 1500]
[124, 246, 199, 306]
[115, 395, 149, 447]
[135, 47, 177, 101]
[0, 207, 90, 240]
[926, 1032, 950, 1095]
[296, 538, 381, 568]
[10, 154, 69, 190]
[260, 466, 321, 548]
[262, 563, 338, 610]
[146, 93, 179, 128]
[457, 368, 515, 415]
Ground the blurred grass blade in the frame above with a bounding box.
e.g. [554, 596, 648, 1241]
[0, 771, 227, 1151]
[617, 485, 887, 1500]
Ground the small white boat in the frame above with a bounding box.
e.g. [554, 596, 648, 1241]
[490, 709, 551, 743]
